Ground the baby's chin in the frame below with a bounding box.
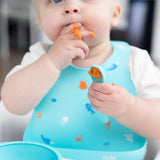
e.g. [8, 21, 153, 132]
[83, 37, 99, 48]
[47, 35, 57, 43]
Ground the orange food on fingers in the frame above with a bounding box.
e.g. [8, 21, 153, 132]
[74, 24, 80, 29]
[90, 32, 95, 37]
[70, 24, 95, 40]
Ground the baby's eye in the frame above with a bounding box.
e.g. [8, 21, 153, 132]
[51, 0, 62, 3]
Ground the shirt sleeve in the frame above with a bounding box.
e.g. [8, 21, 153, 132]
[128, 46, 160, 99]
[5, 42, 50, 80]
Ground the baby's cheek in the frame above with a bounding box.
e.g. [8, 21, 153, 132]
[95, 23, 110, 37]
[41, 21, 61, 41]
[89, 16, 110, 38]
[47, 28, 61, 41]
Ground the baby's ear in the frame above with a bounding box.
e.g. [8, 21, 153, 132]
[111, 3, 122, 27]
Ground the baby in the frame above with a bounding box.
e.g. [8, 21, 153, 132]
[1, 0, 160, 159]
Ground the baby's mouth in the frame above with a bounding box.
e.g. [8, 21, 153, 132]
[64, 20, 82, 27]
[65, 23, 72, 27]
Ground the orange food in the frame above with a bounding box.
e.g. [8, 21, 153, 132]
[90, 32, 95, 37]
[70, 24, 95, 40]
[70, 29, 82, 39]
[74, 24, 80, 29]
[70, 24, 82, 40]
[88, 67, 102, 79]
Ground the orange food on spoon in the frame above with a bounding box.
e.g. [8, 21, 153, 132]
[88, 67, 102, 79]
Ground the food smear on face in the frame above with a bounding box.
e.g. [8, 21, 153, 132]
[88, 67, 102, 79]
[70, 24, 95, 40]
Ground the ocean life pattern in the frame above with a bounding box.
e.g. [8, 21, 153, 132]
[79, 80, 87, 90]
[37, 112, 42, 118]
[105, 120, 111, 130]
[76, 134, 83, 142]
[106, 63, 119, 71]
[51, 98, 57, 102]
[85, 103, 95, 114]
[103, 142, 110, 149]
[124, 134, 134, 143]
[60, 116, 69, 126]
[41, 134, 54, 145]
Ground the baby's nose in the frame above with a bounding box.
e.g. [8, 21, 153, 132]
[63, 4, 80, 14]
[64, 8, 80, 14]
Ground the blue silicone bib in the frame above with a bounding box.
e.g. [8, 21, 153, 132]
[24, 41, 147, 160]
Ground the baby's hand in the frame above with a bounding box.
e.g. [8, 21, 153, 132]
[88, 82, 133, 119]
[47, 23, 94, 70]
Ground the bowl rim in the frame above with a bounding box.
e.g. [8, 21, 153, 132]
[0, 141, 63, 160]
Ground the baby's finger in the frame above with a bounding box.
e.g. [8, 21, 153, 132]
[88, 87, 106, 101]
[61, 23, 81, 36]
[79, 30, 95, 39]
[72, 40, 89, 57]
[73, 48, 86, 60]
[88, 93, 100, 107]
[91, 82, 114, 95]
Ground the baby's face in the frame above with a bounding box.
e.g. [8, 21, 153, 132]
[36, 0, 121, 46]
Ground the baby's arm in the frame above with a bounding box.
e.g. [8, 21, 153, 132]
[88, 82, 160, 139]
[1, 53, 60, 115]
[1, 23, 91, 115]
[117, 97, 160, 139]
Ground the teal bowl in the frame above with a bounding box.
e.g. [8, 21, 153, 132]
[0, 141, 63, 160]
